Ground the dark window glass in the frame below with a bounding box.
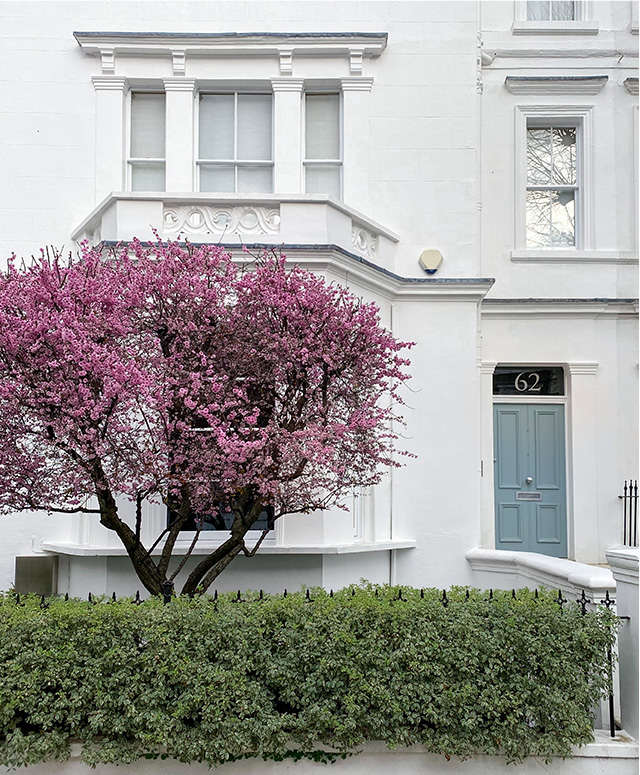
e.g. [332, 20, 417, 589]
[168, 505, 275, 532]
[493, 367, 565, 396]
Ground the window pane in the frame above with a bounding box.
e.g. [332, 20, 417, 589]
[550, 190, 575, 245]
[237, 95, 272, 160]
[527, 1, 550, 20]
[237, 165, 273, 193]
[199, 95, 234, 160]
[131, 94, 165, 158]
[305, 164, 341, 198]
[200, 165, 235, 192]
[306, 94, 340, 160]
[551, 1, 575, 20]
[526, 189, 552, 247]
[527, 1, 574, 20]
[526, 189, 575, 247]
[551, 127, 576, 185]
[131, 162, 165, 191]
[527, 128, 552, 185]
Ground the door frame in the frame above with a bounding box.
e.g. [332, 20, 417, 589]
[480, 361, 574, 559]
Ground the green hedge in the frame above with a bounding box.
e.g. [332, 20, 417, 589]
[0, 586, 616, 768]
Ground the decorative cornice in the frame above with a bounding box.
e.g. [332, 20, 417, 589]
[341, 77, 374, 92]
[489, 46, 637, 59]
[91, 75, 129, 92]
[482, 299, 638, 318]
[505, 75, 607, 95]
[624, 77, 639, 95]
[74, 31, 388, 58]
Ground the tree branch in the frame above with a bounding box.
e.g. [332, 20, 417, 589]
[169, 518, 203, 583]
[241, 528, 270, 557]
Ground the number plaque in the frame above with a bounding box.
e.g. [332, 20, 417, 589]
[493, 366, 564, 397]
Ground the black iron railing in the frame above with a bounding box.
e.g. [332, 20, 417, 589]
[619, 479, 638, 547]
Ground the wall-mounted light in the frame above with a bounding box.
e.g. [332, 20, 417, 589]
[419, 249, 443, 275]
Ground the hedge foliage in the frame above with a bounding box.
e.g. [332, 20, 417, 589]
[0, 585, 616, 769]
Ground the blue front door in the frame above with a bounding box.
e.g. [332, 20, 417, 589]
[493, 404, 567, 557]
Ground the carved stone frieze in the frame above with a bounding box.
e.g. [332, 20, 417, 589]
[351, 224, 379, 260]
[163, 205, 281, 236]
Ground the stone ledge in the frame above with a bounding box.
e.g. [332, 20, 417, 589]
[466, 547, 615, 600]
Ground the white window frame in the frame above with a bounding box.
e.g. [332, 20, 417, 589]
[127, 91, 166, 192]
[303, 91, 343, 200]
[196, 91, 274, 194]
[513, 0, 599, 34]
[514, 105, 593, 254]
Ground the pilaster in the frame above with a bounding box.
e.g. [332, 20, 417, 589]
[92, 76, 129, 203]
[341, 77, 373, 212]
[567, 362, 600, 561]
[271, 78, 304, 194]
[163, 78, 197, 192]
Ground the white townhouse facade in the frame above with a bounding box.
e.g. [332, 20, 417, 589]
[0, 1, 637, 601]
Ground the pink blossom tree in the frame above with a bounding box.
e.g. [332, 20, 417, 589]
[0, 240, 411, 596]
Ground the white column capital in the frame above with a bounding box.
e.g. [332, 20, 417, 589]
[163, 77, 198, 93]
[341, 77, 374, 92]
[92, 75, 129, 93]
[271, 78, 305, 93]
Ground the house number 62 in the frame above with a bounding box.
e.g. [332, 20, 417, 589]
[515, 371, 542, 392]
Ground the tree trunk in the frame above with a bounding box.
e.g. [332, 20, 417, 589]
[96, 487, 164, 596]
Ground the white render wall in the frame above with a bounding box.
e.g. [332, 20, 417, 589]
[0, 737, 638, 775]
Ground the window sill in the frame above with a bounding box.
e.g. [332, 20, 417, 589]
[511, 249, 639, 264]
[512, 21, 599, 36]
[42, 539, 416, 557]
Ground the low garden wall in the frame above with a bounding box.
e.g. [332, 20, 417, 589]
[0, 586, 623, 771]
